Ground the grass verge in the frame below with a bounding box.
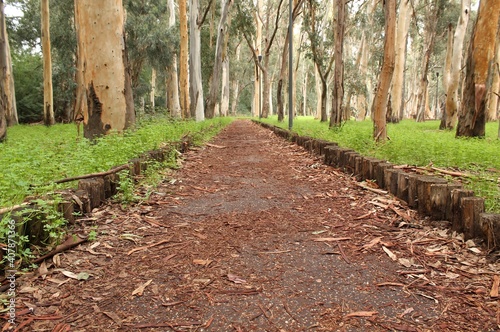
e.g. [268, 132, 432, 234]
[0, 116, 233, 208]
[261, 116, 500, 213]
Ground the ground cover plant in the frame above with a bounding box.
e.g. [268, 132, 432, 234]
[262, 117, 500, 212]
[0, 116, 233, 208]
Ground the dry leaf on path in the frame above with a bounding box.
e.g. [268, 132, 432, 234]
[193, 259, 213, 266]
[227, 274, 246, 284]
[490, 275, 499, 298]
[132, 279, 153, 296]
[382, 246, 397, 261]
[363, 237, 382, 249]
[38, 260, 48, 279]
[344, 311, 378, 319]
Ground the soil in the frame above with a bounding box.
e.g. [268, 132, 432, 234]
[2, 120, 500, 331]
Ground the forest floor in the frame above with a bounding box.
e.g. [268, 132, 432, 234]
[3, 120, 500, 331]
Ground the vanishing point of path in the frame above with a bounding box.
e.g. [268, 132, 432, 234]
[10, 120, 500, 331]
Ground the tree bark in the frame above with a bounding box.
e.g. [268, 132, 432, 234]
[457, 0, 500, 137]
[189, 0, 204, 121]
[166, 0, 181, 118]
[440, 23, 454, 129]
[487, 15, 500, 122]
[389, 0, 410, 123]
[41, 0, 55, 126]
[150, 68, 156, 109]
[2, 8, 16, 127]
[221, 53, 230, 116]
[330, 0, 345, 128]
[444, 0, 471, 129]
[276, 0, 304, 122]
[205, 0, 232, 119]
[371, 0, 396, 142]
[230, 44, 241, 116]
[74, 0, 135, 140]
[179, 0, 190, 118]
[252, 0, 263, 117]
[0, 0, 8, 141]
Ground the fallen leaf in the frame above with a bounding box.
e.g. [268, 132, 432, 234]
[77, 272, 90, 280]
[445, 272, 460, 279]
[490, 275, 499, 298]
[52, 254, 61, 267]
[132, 279, 153, 296]
[193, 259, 213, 266]
[103, 311, 122, 326]
[469, 247, 482, 254]
[383, 246, 397, 261]
[62, 271, 79, 280]
[227, 273, 246, 284]
[312, 230, 328, 235]
[344, 311, 378, 318]
[39, 261, 48, 279]
[398, 258, 413, 268]
[363, 237, 382, 249]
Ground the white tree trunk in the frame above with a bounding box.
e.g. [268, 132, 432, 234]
[150, 68, 156, 109]
[252, 0, 263, 117]
[74, 0, 135, 139]
[389, 0, 410, 121]
[230, 44, 241, 115]
[167, 0, 181, 117]
[179, 0, 190, 118]
[221, 56, 230, 116]
[189, 0, 205, 121]
[314, 63, 322, 119]
[445, 0, 471, 128]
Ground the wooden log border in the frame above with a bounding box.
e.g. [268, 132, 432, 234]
[254, 120, 500, 248]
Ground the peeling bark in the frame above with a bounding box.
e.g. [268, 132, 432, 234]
[74, 0, 135, 140]
[0, 0, 7, 141]
[41, 0, 55, 126]
[456, 0, 500, 137]
[179, 0, 190, 118]
[166, 0, 181, 118]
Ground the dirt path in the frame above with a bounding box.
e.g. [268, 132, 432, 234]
[6, 120, 499, 331]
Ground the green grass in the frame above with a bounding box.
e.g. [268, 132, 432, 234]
[262, 116, 500, 213]
[0, 116, 233, 208]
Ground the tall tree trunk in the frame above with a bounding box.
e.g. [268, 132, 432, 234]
[150, 68, 156, 109]
[252, 0, 263, 117]
[415, 0, 443, 122]
[230, 44, 241, 116]
[487, 16, 500, 122]
[179, 0, 190, 118]
[1, 2, 16, 127]
[444, 0, 471, 129]
[0, 0, 8, 141]
[221, 54, 230, 116]
[371, 0, 396, 142]
[276, 0, 304, 122]
[314, 63, 322, 119]
[166, 0, 181, 118]
[330, 0, 345, 128]
[457, 1, 500, 137]
[440, 23, 454, 129]
[389, 0, 410, 124]
[74, 0, 135, 140]
[356, 35, 368, 121]
[302, 63, 308, 116]
[189, 0, 204, 121]
[41, 0, 55, 126]
[206, 0, 232, 119]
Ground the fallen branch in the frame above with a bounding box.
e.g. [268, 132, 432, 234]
[355, 182, 388, 195]
[34, 235, 88, 264]
[127, 237, 174, 256]
[431, 167, 471, 178]
[338, 242, 350, 264]
[53, 165, 130, 184]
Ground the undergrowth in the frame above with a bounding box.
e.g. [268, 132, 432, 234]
[0, 116, 233, 208]
[262, 117, 500, 213]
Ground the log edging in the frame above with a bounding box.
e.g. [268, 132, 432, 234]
[254, 120, 500, 248]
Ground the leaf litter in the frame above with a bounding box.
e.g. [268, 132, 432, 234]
[4, 120, 500, 331]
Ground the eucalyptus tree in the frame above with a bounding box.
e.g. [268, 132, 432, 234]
[41, 0, 54, 126]
[443, 0, 471, 129]
[414, 0, 445, 122]
[179, 0, 189, 118]
[1, 0, 16, 128]
[0, 0, 8, 141]
[303, 0, 334, 122]
[330, 0, 346, 127]
[456, 0, 500, 138]
[166, 0, 181, 117]
[205, 0, 233, 120]
[371, 0, 396, 142]
[74, 0, 135, 139]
